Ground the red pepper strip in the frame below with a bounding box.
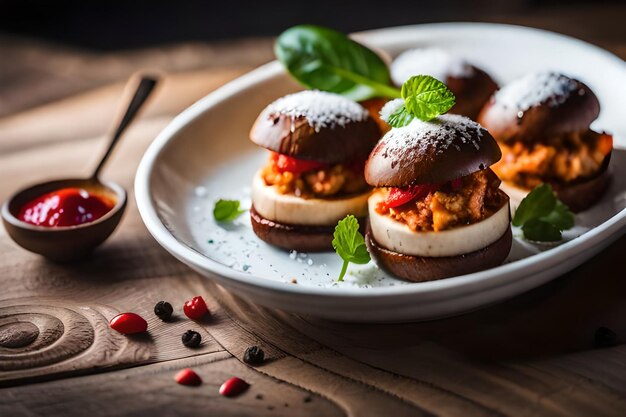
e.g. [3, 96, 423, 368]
[380, 179, 464, 211]
[270, 152, 327, 174]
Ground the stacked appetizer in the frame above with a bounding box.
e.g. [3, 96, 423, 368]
[364, 102, 512, 282]
[478, 72, 613, 212]
[249, 90, 381, 251]
[390, 48, 498, 119]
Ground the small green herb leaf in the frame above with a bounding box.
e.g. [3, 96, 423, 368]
[521, 219, 562, 242]
[401, 75, 456, 121]
[513, 183, 575, 242]
[540, 200, 575, 230]
[275, 25, 400, 101]
[213, 199, 246, 222]
[386, 103, 415, 128]
[512, 183, 556, 227]
[332, 215, 370, 282]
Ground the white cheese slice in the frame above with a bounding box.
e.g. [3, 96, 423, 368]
[368, 192, 510, 257]
[251, 171, 370, 226]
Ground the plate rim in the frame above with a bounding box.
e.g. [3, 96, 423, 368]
[135, 22, 626, 301]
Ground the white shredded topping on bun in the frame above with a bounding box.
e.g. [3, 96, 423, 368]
[379, 98, 405, 123]
[378, 114, 484, 159]
[264, 90, 369, 131]
[390, 48, 474, 86]
[494, 71, 582, 112]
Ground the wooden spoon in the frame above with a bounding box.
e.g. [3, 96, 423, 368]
[1, 75, 158, 262]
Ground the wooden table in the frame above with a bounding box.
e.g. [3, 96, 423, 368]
[1, 27, 626, 416]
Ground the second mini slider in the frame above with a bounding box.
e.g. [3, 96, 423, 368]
[478, 72, 612, 212]
[365, 104, 512, 282]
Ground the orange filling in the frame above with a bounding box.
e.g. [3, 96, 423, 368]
[261, 153, 368, 198]
[494, 131, 612, 189]
[376, 169, 507, 232]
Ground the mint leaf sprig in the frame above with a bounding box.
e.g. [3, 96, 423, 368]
[332, 215, 371, 282]
[385, 75, 456, 128]
[213, 199, 246, 222]
[512, 184, 575, 242]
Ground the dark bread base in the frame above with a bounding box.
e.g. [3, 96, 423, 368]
[552, 165, 611, 213]
[505, 161, 612, 213]
[250, 205, 365, 252]
[365, 224, 512, 282]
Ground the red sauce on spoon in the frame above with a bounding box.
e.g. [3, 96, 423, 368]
[18, 187, 115, 227]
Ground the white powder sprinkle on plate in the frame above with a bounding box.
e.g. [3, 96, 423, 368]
[494, 71, 581, 112]
[390, 48, 475, 86]
[265, 90, 369, 131]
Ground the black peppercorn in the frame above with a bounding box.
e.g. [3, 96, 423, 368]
[182, 330, 202, 348]
[243, 345, 265, 365]
[154, 301, 173, 321]
[594, 326, 619, 348]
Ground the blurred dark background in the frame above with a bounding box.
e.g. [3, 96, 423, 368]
[0, 0, 624, 117]
[1, 0, 624, 50]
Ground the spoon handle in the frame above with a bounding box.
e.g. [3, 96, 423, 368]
[91, 75, 159, 180]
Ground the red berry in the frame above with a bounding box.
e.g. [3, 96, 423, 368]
[175, 368, 202, 386]
[109, 312, 147, 334]
[219, 377, 250, 397]
[183, 296, 209, 320]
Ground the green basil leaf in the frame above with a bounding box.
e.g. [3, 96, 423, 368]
[513, 183, 575, 242]
[540, 200, 575, 230]
[351, 241, 371, 265]
[213, 199, 246, 222]
[512, 183, 557, 227]
[522, 218, 562, 242]
[332, 215, 370, 281]
[332, 215, 370, 264]
[275, 25, 400, 101]
[401, 75, 456, 121]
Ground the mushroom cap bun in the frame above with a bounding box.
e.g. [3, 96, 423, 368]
[478, 72, 600, 143]
[390, 48, 498, 119]
[250, 90, 381, 164]
[365, 105, 502, 187]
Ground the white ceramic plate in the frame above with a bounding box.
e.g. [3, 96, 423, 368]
[136, 23, 626, 322]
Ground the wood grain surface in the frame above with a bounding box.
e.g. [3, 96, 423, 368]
[1, 32, 626, 416]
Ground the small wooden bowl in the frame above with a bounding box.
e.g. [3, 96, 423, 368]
[1, 178, 127, 262]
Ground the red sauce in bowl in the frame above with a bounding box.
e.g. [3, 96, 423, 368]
[18, 187, 115, 227]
